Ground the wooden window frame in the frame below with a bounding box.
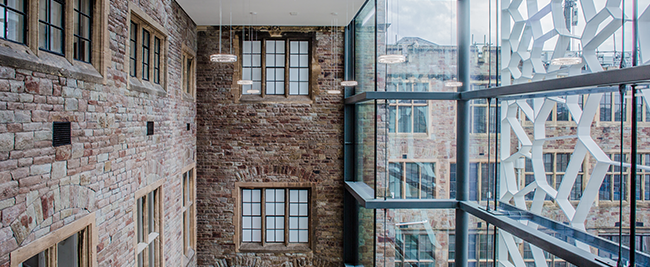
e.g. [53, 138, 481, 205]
[395, 231, 435, 267]
[236, 30, 316, 103]
[387, 160, 437, 199]
[127, 3, 168, 94]
[0, 0, 108, 80]
[181, 164, 196, 265]
[134, 179, 164, 267]
[10, 213, 98, 267]
[234, 182, 315, 253]
[181, 45, 196, 100]
[387, 81, 430, 135]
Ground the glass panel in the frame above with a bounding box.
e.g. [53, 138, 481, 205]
[376, 209, 455, 267]
[57, 232, 80, 267]
[353, 0, 375, 94]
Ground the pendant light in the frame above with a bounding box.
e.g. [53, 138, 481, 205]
[378, 0, 405, 64]
[238, 0, 254, 89]
[328, 13, 342, 94]
[444, 78, 463, 87]
[550, 57, 582, 66]
[244, 10, 259, 94]
[210, 0, 237, 63]
[340, 0, 358, 87]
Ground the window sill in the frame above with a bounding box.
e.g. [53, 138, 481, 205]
[238, 94, 313, 104]
[129, 77, 166, 96]
[238, 243, 311, 253]
[182, 92, 195, 101]
[182, 248, 195, 267]
[0, 40, 103, 83]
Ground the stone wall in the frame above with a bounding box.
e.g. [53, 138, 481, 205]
[0, 0, 197, 266]
[195, 26, 345, 266]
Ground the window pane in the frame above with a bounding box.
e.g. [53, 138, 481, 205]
[58, 232, 80, 267]
[389, 162, 402, 198]
[6, 11, 25, 43]
[398, 106, 412, 133]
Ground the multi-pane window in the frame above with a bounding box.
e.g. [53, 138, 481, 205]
[73, 0, 92, 62]
[135, 187, 161, 267]
[39, 0, 65, 54]
[153, 37, 160, 84]
[600, 153, 627, 201]
[524, 153, 583, 201]
[600, 153, 650, 201]
[448, 233, 494, 267]
[12, 214, 96, 267]
[182, 52, 195, 97]
[241, 40, 262, 94]
[129, 22, 137, 77]
[1, 0, 26, 43]
[19, 230, 89, 267]
[635, 96, 650, 122]
[523, 243, 573, 267]
[387, 81, 429, 134]
[469, 162, 499, 201]
[129, 15, 165, 87]
[265, 40, 285, 95]
[395, 233, 435, 267]
[449, 162, 499, 201]
[240, 37, 310, 97]
[182, 168, 196, 257]
[469, 99, 496, 134]
[599, 234, 650, 261]
[289, 41, 309, 95]
[240, 187, 310, 246]
[600, 92, 627, 121]
[388, 162, 435, 199]
[142, 29, 150, 81]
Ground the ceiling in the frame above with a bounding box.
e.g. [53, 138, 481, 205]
[176, 0, 367, 26]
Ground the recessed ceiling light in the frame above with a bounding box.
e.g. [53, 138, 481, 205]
[237, 80, 253, 85]
[327, 90, 341, 94]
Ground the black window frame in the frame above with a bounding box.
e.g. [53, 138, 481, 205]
[0, 0, 27, 44]
[73, 0, 93, 62]
[39, 0, 66, 55]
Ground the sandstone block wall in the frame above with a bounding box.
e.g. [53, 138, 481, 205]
[0, 0, 197, 266]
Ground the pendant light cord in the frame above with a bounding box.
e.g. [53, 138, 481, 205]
[617, 85, 625, 267]
[219, 0, 222, 53]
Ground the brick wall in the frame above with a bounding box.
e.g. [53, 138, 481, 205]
[195, 26, 345, 266]
[0, 0, 197, 266]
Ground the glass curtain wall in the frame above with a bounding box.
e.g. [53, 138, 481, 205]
[347, 0, 650, 266]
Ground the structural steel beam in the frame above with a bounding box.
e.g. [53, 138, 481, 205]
[460, 201, 613, 267]
[344, 182, 457, 209]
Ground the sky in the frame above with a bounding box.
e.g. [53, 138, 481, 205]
[382, 0, 650, 53]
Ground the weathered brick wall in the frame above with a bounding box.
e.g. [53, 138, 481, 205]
[0, 1, 197, 267]
[195, 26, 345, 266]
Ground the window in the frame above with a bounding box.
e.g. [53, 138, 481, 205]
[387, 81, 429, 134]
[1, 0, 26, 43]
[448, 233, 494, 267]
[388, 162, 435, 199]
[128, 7, 167, 91]
[599, 153, 650, 201]
[236, 183, 313, 252]
[395, 233, 435, 267]
[182, 49, 195, 98]
[469, 99, 496, 134]
[134, 181, 163, 267]
[73, 0, 92, 62]
[239, 33, 312, 98]
[524, 153, 584, 201]
[182, 167, 196, 260]
[11, 213, 97, 267]
[599, 234, 650, 261]
[449, 162, 499, 201]
[39, 0, 64, 54]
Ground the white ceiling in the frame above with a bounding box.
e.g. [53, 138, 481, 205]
[176, 0, 367, 26]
